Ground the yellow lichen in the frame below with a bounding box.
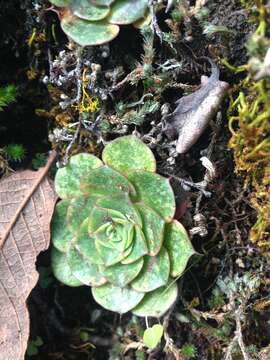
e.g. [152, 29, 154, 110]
[73, 68, 99, 114]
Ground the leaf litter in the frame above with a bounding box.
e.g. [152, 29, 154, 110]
[0, 151, 57, 360]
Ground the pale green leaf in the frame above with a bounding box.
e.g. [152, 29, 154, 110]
[143, 324, 164, 349]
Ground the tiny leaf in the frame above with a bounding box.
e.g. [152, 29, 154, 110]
[143, 324, 164, 349]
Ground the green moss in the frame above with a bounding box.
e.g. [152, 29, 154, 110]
[227, 1, 270, 258]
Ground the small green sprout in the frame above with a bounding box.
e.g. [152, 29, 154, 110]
[180, 343, 198, 359]
[4, 144, 26, 162]
[49, 0, 150, 46]
[51, 135, 195, 317]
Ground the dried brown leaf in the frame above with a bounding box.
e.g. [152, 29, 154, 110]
[0, 151, 58, 360]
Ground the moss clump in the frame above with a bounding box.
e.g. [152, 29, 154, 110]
[228, 1, 270, 258]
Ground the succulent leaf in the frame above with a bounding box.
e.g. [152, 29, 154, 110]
[50, 0, 72, 6]
[121, 226, 148, 264]
[51, 136, 194, 317]
[128, 171, 176, 222]
[131, 247, 170, 292]
[67, 247, 107, 286]
[94, 0, 115, 5]
[95, 235, 132, 266]
[61, 17, 119, 46]
[81, 165, 136, 197]
[75, 219, 104, 265]
[92, 283, 145, 313]
[71, 0, 110, 21]
[94, 194, 142, 227]
[55, 153, 102, 199]
[102, 135, 156, 175]
[67, 195, 97, 232]
[164, 221, 196, 277]
[51, 200, 73, 252]
[100, 257, 144, 287]
[108, 0, 149, 25]
[135, 204, 165, 256]
[51, 247, 83, 286]
[132, 280, 178, 317]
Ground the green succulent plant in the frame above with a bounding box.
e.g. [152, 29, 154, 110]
[51, 135, 195, 317]
[49, 0, 150, 46]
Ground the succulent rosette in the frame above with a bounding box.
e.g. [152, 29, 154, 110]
[49, 0, 150, 46]
[51, 135, 195, 317]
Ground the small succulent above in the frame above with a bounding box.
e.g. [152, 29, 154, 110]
[51, 135, 195, 317]
[49, 0, 150, 46]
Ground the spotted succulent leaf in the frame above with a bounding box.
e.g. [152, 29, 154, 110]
[128, 171, 176, 222]
[102, 135, 156, 174]
[55, 153, 102, 199]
